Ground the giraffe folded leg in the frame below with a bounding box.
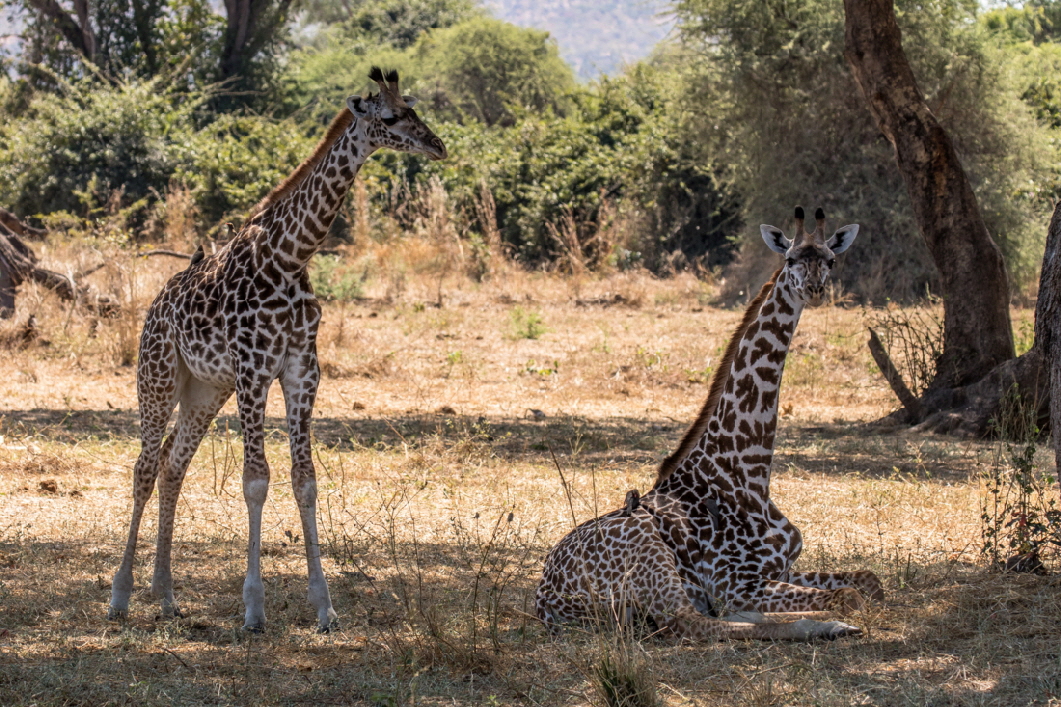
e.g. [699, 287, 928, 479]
[719, 578, 868, 616]
[785, 570, 885, 603]
[719, 610, 835, 623]
[634, 568, 862, 641]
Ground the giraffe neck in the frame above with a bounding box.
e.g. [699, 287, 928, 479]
[255, 120, 375, 271]
[657, 269, 804, 503]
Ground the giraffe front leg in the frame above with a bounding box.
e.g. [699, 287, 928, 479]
[786, 570, 885, 603]
[281, 353, 338, 633]
[760, 580, 867, 615]
[236, 375, 272, 633]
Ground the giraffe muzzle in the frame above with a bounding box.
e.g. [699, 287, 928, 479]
[803, 285, 826, 307]
[426, 136, 448, 161]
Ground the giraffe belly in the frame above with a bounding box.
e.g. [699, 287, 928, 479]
[177, 333, 237, 387]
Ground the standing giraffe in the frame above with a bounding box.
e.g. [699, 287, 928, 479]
[108, 69, 446, 633]
[536, 207, 882, 641]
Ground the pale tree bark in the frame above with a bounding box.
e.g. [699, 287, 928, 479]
[866, 198, 1058, 443]
[844, 0, 1015, 389]
[218, 0, 292, 86]
[0, 208, 47, 240]
[24, 0, 96, 63]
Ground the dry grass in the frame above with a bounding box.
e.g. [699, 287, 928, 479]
[0, 240, 1058, 706]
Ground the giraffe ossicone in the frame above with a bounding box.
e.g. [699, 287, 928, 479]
[535, 206, 882, 642]
[108, 68, 446, 633]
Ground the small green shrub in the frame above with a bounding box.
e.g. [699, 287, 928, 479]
[309, 254, 367, 301]
[592, 640, 660, 707]
[981, 384, 1060, 570]
[508, 306, 546, 339]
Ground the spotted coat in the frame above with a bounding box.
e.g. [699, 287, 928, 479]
[108, 70, 447, 632]
[536, 208, 881, 641]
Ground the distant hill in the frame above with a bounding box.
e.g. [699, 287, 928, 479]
[483, 0, 675, 81]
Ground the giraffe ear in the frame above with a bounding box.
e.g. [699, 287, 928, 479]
[826, 224, 859, 254]
[346, 95, 371, 118]
[761, 225, 791, 254]
[402, 95, 418, 108]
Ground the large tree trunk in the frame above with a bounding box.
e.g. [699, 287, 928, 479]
[875, 200, 1059, 446]
[25, 0, 97, 64]
[1036, 202, 1061, 471]
[844, 0, 1014, 389]
[218, 0, 292, 86]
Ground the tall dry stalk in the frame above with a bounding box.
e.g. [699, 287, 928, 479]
[865, 302, 945, 397]
[468, 180, 507, 282]
[162, 185, 199, 251]
[546, 206, 588, 275]
[351, 176, 371, 246]
[412, 176, 464, 306]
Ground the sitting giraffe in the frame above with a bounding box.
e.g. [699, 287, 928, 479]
[108, 69, 447, 633]
[536, 207, 883, 641]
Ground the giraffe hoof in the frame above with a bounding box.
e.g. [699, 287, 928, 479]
[107, 607, 127, 621]
[317, 619, 340, 634]
[243, 624, 266, 634]
[825, 621, 862, 640]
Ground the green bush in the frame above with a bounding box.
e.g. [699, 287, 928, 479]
[170, 114, 315, 224]
[413, 17, 576, 126]
[308, 254, 367, 301]
[0, 77, 201, 219]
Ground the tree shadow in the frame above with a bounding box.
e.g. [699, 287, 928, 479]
[0, 407, 675, 466]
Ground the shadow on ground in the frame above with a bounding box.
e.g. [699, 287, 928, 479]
[1, 407, 678, 467]
[2, 407, 983, 480]
[0, 533, 1058, 706]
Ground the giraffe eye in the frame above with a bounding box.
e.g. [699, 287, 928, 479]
[786, 258, 795, 267]
[827, 258, 836, 268]
[381, 116, 399, 126]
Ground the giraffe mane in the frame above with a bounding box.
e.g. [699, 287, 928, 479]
[248, 107, 356, 217]
[653, 266, 783, 486]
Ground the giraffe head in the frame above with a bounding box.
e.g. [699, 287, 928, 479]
[346, 67, 448, 161]
[760, 206, 858, 307]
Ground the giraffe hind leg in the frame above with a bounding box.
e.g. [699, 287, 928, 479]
[109, 346, 184, 620]
[150, 377, 233, 619]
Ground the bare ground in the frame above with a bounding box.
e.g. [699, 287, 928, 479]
[0, 252, 1057, 706]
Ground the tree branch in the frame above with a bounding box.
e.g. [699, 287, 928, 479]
[25, 0, 95, 62]
[867, 328, 924, 423]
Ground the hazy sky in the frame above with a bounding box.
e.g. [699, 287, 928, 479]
[0, 0, 675, 81]
[484, 0, 676, 80]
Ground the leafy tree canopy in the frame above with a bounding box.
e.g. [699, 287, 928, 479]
[413, 17, 576, 126]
